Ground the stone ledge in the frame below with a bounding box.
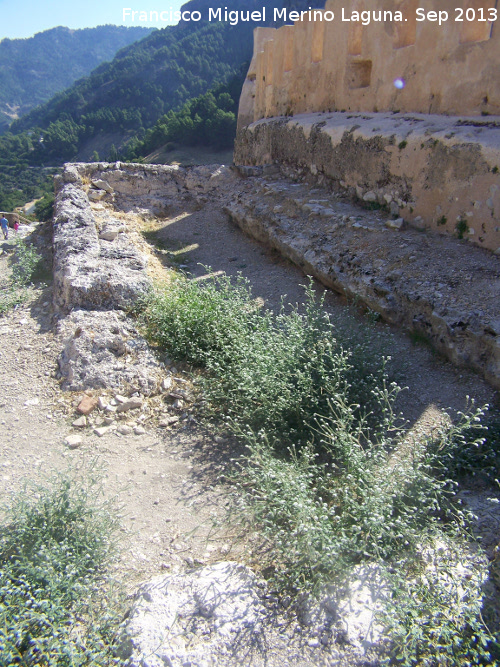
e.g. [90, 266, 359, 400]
[234, 111, 500, 253]
[225, 172, 500, 389]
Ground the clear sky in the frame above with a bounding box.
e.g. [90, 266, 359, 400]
[0, 0, 185, 40]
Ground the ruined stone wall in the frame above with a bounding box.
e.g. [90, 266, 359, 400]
[234, 112, 500, 253]
[238, 0, 500, 127]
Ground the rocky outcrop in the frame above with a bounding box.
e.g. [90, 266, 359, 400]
[116, 561, 391, 666]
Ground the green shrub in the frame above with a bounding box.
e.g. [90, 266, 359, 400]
[0, 467, 123, 666]
[382, 546, 497, 666]
[233, 404, 487, 589]
[143, 272, 256, 367]
[144, 274, 391, 446]
[10, 236, 44, 286]
[455, 217, 469, 240]
[142, 271, 497, 663]
[0, 285, 28, 314]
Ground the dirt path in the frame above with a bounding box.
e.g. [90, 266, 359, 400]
[0, 244, 237, 591]
[0, 200, 499, 663]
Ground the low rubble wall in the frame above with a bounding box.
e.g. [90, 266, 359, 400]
[234, 111, 500, 254]
[52, 161, 233, 394]
[53, 162, 232, 313]
[227, 167, 500, 390]
[52, 160, 500, 390]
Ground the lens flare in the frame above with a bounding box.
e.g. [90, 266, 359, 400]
[394, 78, 405, 90]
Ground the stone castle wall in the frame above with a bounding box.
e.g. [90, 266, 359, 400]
[235, 1, 500, 253]
[238, 0, 499, 127]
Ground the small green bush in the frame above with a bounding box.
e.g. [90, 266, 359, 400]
[0, 467, 123, 666]
[455, 217, 470, 240]
[10, 236, 44, 287]
[0, 285, 28, 314]
[383, 546, 496, 666]
[144, 274, 391, 446]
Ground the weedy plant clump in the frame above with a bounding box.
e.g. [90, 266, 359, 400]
[0, 466, 124, 666]
[142, 271, 499, 665]
[10, 235, 45, 286]
[0, 236, 45, 314]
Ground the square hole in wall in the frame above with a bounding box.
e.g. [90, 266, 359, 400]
[346, 60, 372, 88]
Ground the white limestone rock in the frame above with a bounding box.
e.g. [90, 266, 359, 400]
[299, 564, 389, 654]
[53, 180, 150, 311]
[91, 179, 114, 193]
[99, 221, 126, 241]
[62, 165, 83, 184]
[385, 218, 404, 230]
[117, 562, 266, 667]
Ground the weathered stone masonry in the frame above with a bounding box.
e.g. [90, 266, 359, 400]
[235, 112, 500, 252]
[53, 161, 232, 395]
[52, 161, 500, 390]
[239, 0, 500, 125]
[231, 0, 500, 387]
[236, 0, 500, 251]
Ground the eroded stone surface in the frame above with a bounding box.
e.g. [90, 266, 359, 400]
[53, 177, 150, 312]
[225, 171, 500, 389]
[234, 112, 500, 252]
[58, 310, 164, 396]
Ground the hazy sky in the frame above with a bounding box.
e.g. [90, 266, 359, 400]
[0, 0, 185, 40]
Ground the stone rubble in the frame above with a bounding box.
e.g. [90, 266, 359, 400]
[53, 175, 150, 312]
[57, 310, 164, 396]
[117, 562, 267, 667]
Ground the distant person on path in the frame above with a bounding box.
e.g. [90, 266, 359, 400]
[0, 214, 8, 240]
[13, 220, 19, 233]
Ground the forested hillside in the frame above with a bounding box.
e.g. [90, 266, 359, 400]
[11, 0, 283, 154]
[0, 25, 152, 133]
[0, 0, 321, 211]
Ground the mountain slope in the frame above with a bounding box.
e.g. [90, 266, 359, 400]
[0, 25, 153, 131]
[3, 0, 323, 167]
[10, 0, 294, 155]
